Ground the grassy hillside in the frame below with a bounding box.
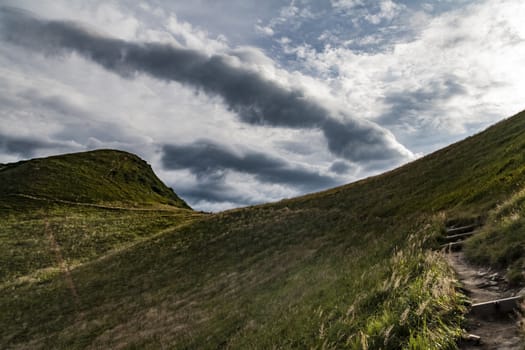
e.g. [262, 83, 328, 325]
[0, 150, 199, 304]
[465, 186, 525, 285]
[2, 111, 525, 349]
[0, 205, 201, 286]
[0, 149, 190, 208]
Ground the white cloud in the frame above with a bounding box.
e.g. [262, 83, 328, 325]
[331, 0, 363, 11]
[331, 0, 404, 25]
[365, 0, 403, 24]
[166, 13, 229, 53]
[288, 0, 525, 152]
[422, 3, 434, 12]
[255, 23, 275, 36]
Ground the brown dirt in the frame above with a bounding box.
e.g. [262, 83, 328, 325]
[446, 251, 524, 349]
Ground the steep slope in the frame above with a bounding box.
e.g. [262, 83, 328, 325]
[2, 111, 525, 349]
[465, 185, 525, 284]
[0, 149, 190, 209]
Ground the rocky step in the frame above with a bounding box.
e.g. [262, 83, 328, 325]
[441, 241, 464, 252]
[446, 224, 478, 235]
[444, 231, 476, 242]
[462, 334, 481, 345]
[470, 296, 523, 318]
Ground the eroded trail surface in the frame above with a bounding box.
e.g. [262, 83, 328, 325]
[444, 225, 523, 349]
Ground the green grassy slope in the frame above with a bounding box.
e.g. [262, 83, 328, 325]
[0, 150, 199, 297]
[0, 205, 201, 286]
[465, 186, 525, 285]
[2, 111, 525, 349]
[0, 149, 190, 208]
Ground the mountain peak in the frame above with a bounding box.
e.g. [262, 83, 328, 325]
[0, 149, 190, 209]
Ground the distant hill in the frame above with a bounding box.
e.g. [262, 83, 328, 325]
[2, 111, 525, 349]
[0, 149, 190, 209]
[0, 149, 197, 293]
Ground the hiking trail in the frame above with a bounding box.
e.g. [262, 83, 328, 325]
[442, 222, 524, 349]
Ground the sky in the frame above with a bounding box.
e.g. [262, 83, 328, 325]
[0, 1, 524, 211]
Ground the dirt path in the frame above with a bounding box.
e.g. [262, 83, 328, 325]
[445, 243, 523, 349]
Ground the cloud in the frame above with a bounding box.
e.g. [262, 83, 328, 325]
[161, 139, 347, 208]
[379, 76, 468, 127]
[255, 23, 274, 37]
[161, 139, 339, 192]
[364, 0, 403, 25]
[0, 75, 152, 152]
[331, 0, 363, 11]
[330, 160, 353, 174]
[174, 178, 260, 210]
[0, 135, 50, 157]
[0, 133, 76, 158]
[0, 6, 412, 165]
[288, 0, 525, 154]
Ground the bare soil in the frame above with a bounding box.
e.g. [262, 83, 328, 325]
[446, 251, 524, 349]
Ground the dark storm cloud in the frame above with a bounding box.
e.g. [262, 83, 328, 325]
[329, 160, 353, 174]
[162, 140, 339, 192]
[0, 134, 63, 157]
[0, 6, 410, 163]
[176, 180, 260, 208]
[174, 170, 247, 205]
